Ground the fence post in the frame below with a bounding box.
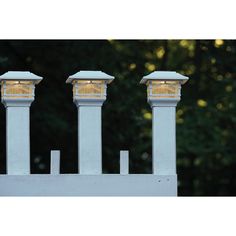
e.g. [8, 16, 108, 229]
[0, 71, 43, 175]
[50, 150, 60, 174]
[140, 71, 189, 175]
[120, 150, 129, 175]
[66, 71, 115, 174]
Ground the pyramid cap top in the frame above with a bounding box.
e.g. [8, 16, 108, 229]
[66, 71, 115, 84]
[0, 71, 43, 84]
[140, 71, 189, 84]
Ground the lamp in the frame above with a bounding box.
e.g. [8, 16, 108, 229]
[72, 80, 106, 99]
[66, 71, 114, 104]
[0, 71, 42, 102]
[141, 71, 188, 102]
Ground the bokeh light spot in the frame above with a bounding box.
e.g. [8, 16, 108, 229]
[214, 39, 224, 48]
[129, 63, 136, 70]
[143, 112, 152, 120]
[145, 62, 156, 71]
[180, 40, 189, 48]
[197, 99, 207, 107]
[216, 103, 223, 110]
[156, 47, 165, 59]
[225, 85, 232, 92]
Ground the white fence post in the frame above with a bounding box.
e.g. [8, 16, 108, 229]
[6, 105, 31, 175]
[151, 102, 178, 174]
[50, 150, 60, 175]
[120, 150, 129, 175]
[141, 71, 189, 175]
[66, 71, 115, 174]
[0, 71, 43, 175]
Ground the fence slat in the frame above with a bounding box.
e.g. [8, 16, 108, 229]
[120, 150, 129, 175]
[50, 150, 60, 174]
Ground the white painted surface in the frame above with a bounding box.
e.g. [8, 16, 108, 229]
[50, 150, 60, 175]
[66, 70, 114, 84]
[0, 71, 42, 83]
[140, 71, 189, 84]
[152, 105, 177, 175]
[0, 174, 177, 196]
[6, 105, 31, 174]
[120, 150, 129, 175]
[78, 105, 102, 174]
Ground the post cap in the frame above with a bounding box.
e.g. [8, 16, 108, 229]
[140, 71, 189, 84]
[66, 70, 115, 84]
[0, 71, 43, 84]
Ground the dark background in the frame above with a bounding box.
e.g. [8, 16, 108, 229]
[0, 40, 235, 196]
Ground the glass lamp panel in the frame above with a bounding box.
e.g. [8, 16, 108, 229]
[1, 82, 3, 97]
[73, 80, 106, 99]
[2, 81, 34, 99]
[148, 81, 181, 98]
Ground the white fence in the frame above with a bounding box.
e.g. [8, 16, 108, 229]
[0, 70, 189, 196]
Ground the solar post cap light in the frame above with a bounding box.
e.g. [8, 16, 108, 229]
[66, 71, 115, 174]
[0, 71, 43, 175]
[140, 71, 189, 175]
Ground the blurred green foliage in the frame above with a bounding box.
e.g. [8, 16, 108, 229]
[0, 40, 235, 196]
